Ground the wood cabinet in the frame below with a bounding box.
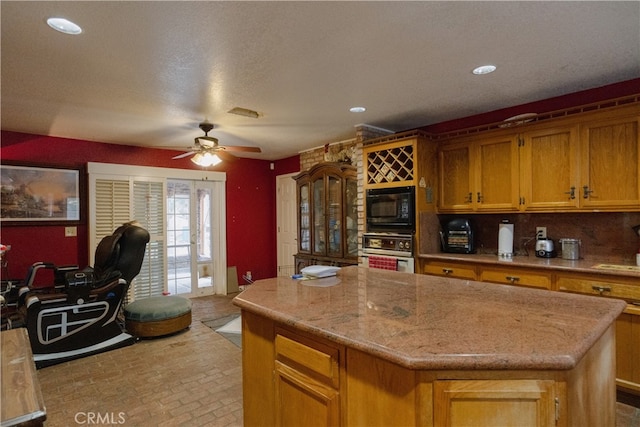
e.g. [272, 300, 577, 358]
[480, 265, 552, 290]
[556, 271, 640, 393]
[294, 162, 358, 273]
[438, 135, 519, 212]
[437, 104, 640, 213]
[519, 125, 580, 211]
[421, 260, 477, 280]
[434, 379, 557, 427]
[579, 112, 640, 209]
[274, 328, 342, 427]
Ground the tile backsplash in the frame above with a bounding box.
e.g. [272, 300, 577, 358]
[422, 212, 640, 264]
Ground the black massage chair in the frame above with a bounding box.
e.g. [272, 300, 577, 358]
[17, 222, 150, 368]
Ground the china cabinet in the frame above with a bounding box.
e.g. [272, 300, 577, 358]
[294, 162, 358, 272]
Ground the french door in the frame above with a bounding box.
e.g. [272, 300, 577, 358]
[166, 180, 216, 297]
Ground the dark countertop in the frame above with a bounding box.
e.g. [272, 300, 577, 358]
[418, 253, 640, 279]
[233, 266, 626, 371]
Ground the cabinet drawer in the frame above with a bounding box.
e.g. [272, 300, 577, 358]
[480, 268, 552, 289]
[423, 261, 477, 280]
[557, 275, 640, 304]
[275, 330, 340, 388]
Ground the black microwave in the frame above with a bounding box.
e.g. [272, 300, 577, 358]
[366, 186, 415, 233]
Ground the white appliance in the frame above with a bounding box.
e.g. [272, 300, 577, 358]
[361, 233, 415, 273]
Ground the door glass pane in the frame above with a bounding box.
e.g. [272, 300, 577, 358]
[167, 181, 192, 295]
[299, 183, 310, 252]
[196, 187, 213, 289]
[345, 178, 358, 257]
[328, 176, 341, 256]
[313, 178, 325, 254]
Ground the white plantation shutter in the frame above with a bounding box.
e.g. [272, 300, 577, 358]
[94, 179, 131, 238]
[131, 180, 165, 300]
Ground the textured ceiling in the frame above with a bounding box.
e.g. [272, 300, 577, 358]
[2, 1, 639, 160]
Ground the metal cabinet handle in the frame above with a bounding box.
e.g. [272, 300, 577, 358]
[564, 186, 576, 199]
[506, 276, 520, 283]
[592, 285, 611, 295]
[442, 268, 453, 275]
[477, 192, 483, 203]
[583, 185, 594, 199]
[465, 193, 472, 203]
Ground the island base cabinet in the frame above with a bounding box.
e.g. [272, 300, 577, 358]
[616, 308, 640, 394]
[275, 362, 340, 427]
[434, 380, 557, 427]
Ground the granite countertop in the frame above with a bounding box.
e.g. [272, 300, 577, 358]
[418, 252, 640, 279]
[233, 266, 626, 371]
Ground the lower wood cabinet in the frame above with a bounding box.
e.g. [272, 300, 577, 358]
[242, 310, 616, 426]
[274, 329, 342, 427]
[556, 272, 640, 394]
[420, 260, 477, 280]
[480, 266, 552, 289]
[433, 379, 557, 427]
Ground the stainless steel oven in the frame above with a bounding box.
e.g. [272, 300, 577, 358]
[361, 233, 415, 273]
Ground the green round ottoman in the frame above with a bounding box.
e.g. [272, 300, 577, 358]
[124, 296, 192, 338]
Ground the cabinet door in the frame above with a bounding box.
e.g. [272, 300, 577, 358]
[344, 178, 358, 259]
[274, 362, 340, 427]
[474, 135, 520, 212]
[312, 176, 326, 256]
[434, 379, 557, 427]
[327, 175, 342, 258]
[616, 308, 640, 394]
[439, 142, 473, 212]
[298, 183, 311, 253]
[520, 126, 580, 210]
[580, 115, 640, 209]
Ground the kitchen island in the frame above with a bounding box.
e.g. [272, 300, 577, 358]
[233, 266, 626, 426]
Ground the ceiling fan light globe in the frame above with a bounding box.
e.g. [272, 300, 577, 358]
[191, 152, 222, 167]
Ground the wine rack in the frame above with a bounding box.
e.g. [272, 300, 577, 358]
[366, 143, 414, 185]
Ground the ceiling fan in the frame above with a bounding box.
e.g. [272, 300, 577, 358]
[172, 122, 261, 166]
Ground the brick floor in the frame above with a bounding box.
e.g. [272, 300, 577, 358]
[37, 294, 242, 427]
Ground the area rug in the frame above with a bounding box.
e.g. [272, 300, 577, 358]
[202, 314, 242, 348]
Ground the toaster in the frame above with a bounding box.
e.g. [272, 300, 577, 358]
[535, 239, 557, 258]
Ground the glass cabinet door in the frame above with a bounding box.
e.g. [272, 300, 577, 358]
[299, 183, 310, 253]
[345, 177, 358, 258]
[327, 175, 342, 257]
[312, 177, 325, 255]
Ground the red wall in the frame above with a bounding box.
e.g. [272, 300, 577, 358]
[0, 131, 300, 285]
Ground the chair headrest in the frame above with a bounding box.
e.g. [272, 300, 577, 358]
[94, 224, 150, 283]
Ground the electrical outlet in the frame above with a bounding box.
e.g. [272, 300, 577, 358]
[536, 227, 547, 240]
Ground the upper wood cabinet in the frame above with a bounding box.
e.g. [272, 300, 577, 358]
[439, 135, 519, 212]
[519, 125, 580, 211]
[579, 112, 640, 209]
[438, 103, 640, 213]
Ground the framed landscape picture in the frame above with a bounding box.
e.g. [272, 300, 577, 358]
[1, 164, 81, 224]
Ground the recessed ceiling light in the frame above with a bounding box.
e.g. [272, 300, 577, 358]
[349, 107, 366, 113]
[472, 65, 496, 75]
[47, 17, 82, 35]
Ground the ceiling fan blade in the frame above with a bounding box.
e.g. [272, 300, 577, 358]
[215, 150, 237, 162]
[172, 151, 196, 159]
[220, 145, 262, 153]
